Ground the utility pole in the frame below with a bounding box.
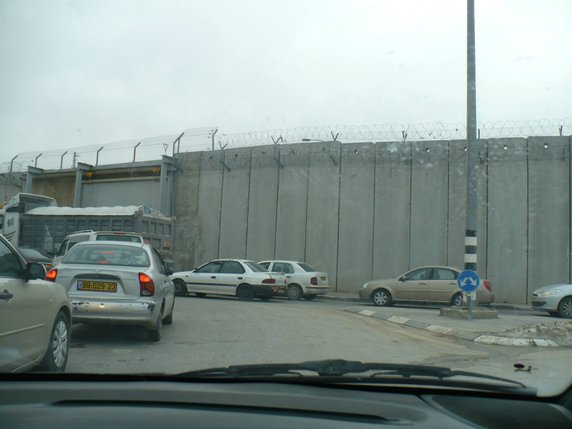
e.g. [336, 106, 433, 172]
[465, 0, 478, 317]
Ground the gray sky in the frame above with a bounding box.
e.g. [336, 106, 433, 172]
[1, 0, 570, 166]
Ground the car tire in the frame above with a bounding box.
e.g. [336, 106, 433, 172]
[451, 292, 464, 307]
[147, 306, 163, 341]
[195, 293, 207, 298]
[173, 279, 187, 296]
[557, 296, 572, 319]
[304, 294, 317, 301]
[286, 284, 303, 300]
[236, 284, 254, 301]
[163, 299, 174, 325]
[38, 310, 70, 372]
[372, 289, 392, 306]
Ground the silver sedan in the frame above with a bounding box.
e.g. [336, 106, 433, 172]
[531, 284, 572, 318]
[45, 241, 175, 341]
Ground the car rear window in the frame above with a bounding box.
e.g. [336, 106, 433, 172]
[62, 244, 150, 267]
[298, 263, 316, 272]
[96, 234, 142, 243]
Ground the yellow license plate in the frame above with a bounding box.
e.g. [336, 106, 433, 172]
[77, 280, 117, 292]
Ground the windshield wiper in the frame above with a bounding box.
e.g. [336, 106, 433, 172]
[178, 359, 532, 392]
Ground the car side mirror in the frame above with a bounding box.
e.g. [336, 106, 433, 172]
[165, 267, 174, 276]
[398, 276, 406, 282]
[26, 262, 46, 280]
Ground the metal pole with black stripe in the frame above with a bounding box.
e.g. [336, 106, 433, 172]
[465, 0, 478, 319]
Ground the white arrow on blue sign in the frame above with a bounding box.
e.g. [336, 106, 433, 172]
[457, 270, 480, 293]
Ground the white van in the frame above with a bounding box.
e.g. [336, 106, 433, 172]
[53, 230, 144, 266]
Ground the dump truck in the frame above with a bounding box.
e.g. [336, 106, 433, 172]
[0, 193, 174, 262]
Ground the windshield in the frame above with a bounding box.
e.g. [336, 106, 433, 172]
[1, 0, 571, 399]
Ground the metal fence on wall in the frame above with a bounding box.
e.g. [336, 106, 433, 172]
[2, 118, 570, 173]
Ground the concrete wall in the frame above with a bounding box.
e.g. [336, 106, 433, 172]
[173, 136, 572, 304]
[82, 179, 160, 208]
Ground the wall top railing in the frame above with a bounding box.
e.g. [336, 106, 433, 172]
[2, 119, 570, 173]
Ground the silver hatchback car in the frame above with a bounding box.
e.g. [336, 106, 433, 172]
[45, 241, 175, 341]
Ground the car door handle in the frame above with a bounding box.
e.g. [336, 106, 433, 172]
[0, 290, 14, 301]
[237, 277, 243, 280]
[211, 276, 216, 279]
[286, 275, 292, 278]
[418, 282, 427, 285]
[449, 282, 456, 286]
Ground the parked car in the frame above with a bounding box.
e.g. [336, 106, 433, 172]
[0, 234, 71, 372]
[531, 284, 572, 318]
[17, 247, 54, 274]
[258, 260, 330, 300]
[358, 266, 494, 307]
[171, 259, 287, 301]
[52, 230, 145, 266]
[45, 241, 175, 341]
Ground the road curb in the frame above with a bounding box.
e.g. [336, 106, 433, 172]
[345, 307, 561, 348]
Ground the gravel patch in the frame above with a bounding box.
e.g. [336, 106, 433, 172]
[502, 321, 572, 346]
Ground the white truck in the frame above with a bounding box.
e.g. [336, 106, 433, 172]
[0, 193, 174, 263]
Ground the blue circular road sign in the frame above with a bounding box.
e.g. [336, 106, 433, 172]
[457, 270, 480, 293]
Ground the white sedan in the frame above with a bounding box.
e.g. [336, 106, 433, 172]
[171, 259, 287, 301]
[258, 260, 330, 300]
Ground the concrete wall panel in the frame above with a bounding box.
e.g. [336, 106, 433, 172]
[246, 145, 279, 262]
[173, 152, 201, 271]
[275, 144, 310, 261]
[447, 140, 488, 274]
[487, 138, 528, 304]
[218, 148, 252, 259]
[372, 141, 411, 279]
[305, 142, 341, 287]
[410, 141, 449, 267]
[337, 143, 375, 291]
[527, 136, 570, 295]
[195, 151, 224, 264]
[81, 180, 160, 208]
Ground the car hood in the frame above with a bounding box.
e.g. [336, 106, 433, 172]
[533, 284, 572, 293]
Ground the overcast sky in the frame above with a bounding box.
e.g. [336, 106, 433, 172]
[1, 0, 570, 166]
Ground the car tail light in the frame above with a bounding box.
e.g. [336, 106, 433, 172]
[483, 280, 492, 291]
[262, 278, 276, 284]
[310, 276, 318, 285]
[139, 273, 155, 296]
[45, 269, 58, 282]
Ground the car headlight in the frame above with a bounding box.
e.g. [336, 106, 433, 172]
[537, 289, 562, 297]
[362, 283, 368, 289]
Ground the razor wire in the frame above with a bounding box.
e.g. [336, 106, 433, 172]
[2, 118, 570, 173]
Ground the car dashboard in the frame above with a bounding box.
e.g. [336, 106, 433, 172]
[1, 376, 571, 429]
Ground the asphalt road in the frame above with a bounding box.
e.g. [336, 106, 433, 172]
[66, 295, 570, 394]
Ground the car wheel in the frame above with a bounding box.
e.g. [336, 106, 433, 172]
[236, 284, 254, 300]
[147, 305, 163, 341]
[286, 284, 303, 300]
[557, 297, 572, 319]
[173, 279, 187, 296]
[451, 292, 464, 307]
[38, 310, 70, 372]
[304, 294, 317, 301]
[372, 289, 392, 306]
[195, 293, 207, 298]
[163, 299, 174, 325]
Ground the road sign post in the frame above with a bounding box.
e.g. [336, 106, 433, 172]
[457, 270, 480, 320]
